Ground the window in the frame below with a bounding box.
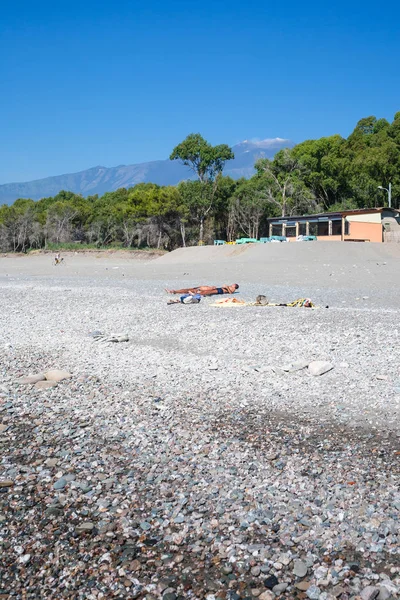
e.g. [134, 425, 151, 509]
[317, 221, 329, 236]
[271, 224, 283, 236]
[308, 222, 318, 236]
[285, 226, 296, 238]
[331, 220, 342, 236]
[345, 220, 350, 235]
[299, 223, 307, 235]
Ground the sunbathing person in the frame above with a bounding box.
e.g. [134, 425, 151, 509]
[165, 284, 239, 296]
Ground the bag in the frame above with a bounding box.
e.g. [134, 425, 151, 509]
[181, 294, 201, 304]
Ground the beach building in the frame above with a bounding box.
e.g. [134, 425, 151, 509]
[268, 208, 400, 243]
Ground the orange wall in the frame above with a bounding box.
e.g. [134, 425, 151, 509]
[345, 222, 382, 242]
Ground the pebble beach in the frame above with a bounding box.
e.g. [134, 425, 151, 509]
[0, 245, 399, 600]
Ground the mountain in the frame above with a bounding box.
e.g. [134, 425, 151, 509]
[0, 138, 293, 204]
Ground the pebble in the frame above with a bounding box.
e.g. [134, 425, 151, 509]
[17, 373, 46, 384]
[264, 575, 279, 589]
[360, 587, 379, 600]
[75, 522, 94, 533]
[296, 581, 311, 591]
[293, 560, 308, 578]
[307, 585, 321, 599]
[1, 277, 400, 599]
[273, 583, 288, 593]
[53, 477, 67, 490]
[258, 592, 274, 600]
[308, 361, 334, 376]
[44, 369, 72, 382]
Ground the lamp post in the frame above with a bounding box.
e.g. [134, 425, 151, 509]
[378, 183, 392, 208]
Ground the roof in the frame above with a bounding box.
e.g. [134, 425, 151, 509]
[268, 207, 399, 223]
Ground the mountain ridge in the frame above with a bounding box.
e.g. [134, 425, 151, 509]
[0, 138, 293, 204]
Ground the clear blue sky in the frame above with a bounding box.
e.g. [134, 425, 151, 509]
[1, 0, 399, 183]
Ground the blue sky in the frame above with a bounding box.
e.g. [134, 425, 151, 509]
[1, 0, 399, 183]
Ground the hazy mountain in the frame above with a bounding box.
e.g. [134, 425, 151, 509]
[0, 138, 293, 204]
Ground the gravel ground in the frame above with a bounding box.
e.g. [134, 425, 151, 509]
[0, 257, 400, 600]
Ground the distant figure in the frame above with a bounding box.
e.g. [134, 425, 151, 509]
[54, 253, 64, 266]
[165, 284, 239, 297]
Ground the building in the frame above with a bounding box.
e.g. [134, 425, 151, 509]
[268, 208, 400, 243]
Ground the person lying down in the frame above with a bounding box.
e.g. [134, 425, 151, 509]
[165, 284, 239, 297]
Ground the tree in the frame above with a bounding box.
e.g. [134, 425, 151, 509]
[170, 134, 234, 243]
[170, 133, 234, 182]
[255, 149, 317, 217]
[227, 178, 268, 240]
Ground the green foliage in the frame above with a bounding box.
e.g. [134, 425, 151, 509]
[1, 114, 399, 253]
[170, 133, 234, 182]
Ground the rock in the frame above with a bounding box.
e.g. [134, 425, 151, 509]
[377, 587, 392, 600]
[264, 575, 279, 589]
[34, 380, 58, 390]
[282, 360, 310, 372]
[44, 369, 72, 382]
[173, 515, 185, 524]
[18, 554, 31, 564]
[296, 582, 311, 591]
[17, 373, 46, 384]
[140, 521, 151, 531]
[75, 522, 94, 533]
[377, 582, 398, 600]
[251, 566, 261, 577]
[307, 585, 321, 599]
[45, 458, 58, 467]
[45, 507, 63, 517]
[273, 583, 288, 593]
[53, 478, 67, 490]
[0, 480, 14, 487]
[308, 361, 334, 377]
[222, 565, 233, 575]
[293, 560, 308, 578]
[259, 592, 274, 600]
[163, 594, 177, 600]
[0, 424, 8, 433]
[130, 559, 141, 572]
[360, 587, 379, 600]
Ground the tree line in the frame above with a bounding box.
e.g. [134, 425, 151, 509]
[1, 113, 399, 253]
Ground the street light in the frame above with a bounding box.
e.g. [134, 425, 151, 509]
[377, 183, 392, 208]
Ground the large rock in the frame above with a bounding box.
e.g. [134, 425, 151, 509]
[360, 587, 379, 600]
[0, 480, 14, 487]
[44, 370, 72, 382]
[308, 361, 334, 377]
[293, 559, 308, 577]
[282, 360, 310, 372]
[259, 592, 274, 600]
[18, 373, 46, 384]
[34, 380, 58, 390]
